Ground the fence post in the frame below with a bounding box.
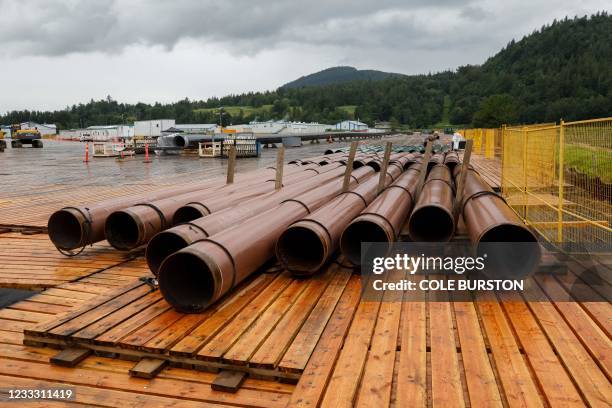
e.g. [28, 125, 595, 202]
[557, 119, 565, 243]
[522, 127, 528, 222]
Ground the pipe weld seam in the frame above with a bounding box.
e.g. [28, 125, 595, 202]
[358, 212, 397, 239]
[134, 202, 168, 229]
[461, 190, 507, 215]
[189, 238, 238, 292]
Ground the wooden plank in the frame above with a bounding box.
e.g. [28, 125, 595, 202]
[25, 281, 144, 336]
[320, 293, 382, 405]
[535, 275, 612, 378]
[524, 283, 611, 406]
[476, 296, 544, 407]
[221, 279, 308, 364]
[50, 348, 91, 367]
[46, 284, 152, 338]
[211, 370, 248, 393]
[171, 273, 278, 357]
[195, 274, 292, 361]
[250, 267, 344, 369]
[395, 299, 427, 407]
[429, 300, 465, 408]
[453, 301, 503, 407]
[129, 358, 168, 379]
[355, 271, 404, 407]
[0, 357, 289, 408]
[288, 276, 361, 407]
[499, 294, 584, 406]
[278, 266, 351, 373]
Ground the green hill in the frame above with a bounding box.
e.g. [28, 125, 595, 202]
[281, 66, 403, 89]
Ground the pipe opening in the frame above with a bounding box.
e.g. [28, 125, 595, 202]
[408, 207, 454, 242]
[146, 232, 190, 276]
[341, 220, 390, 266]
[105, 211, 140, 250]
[173, 206, 206, 224]
[277, 226, 325, 274]
[324, 149, 334, 155]
[158, 253, 215, 313]
[366, 161, 381, 172]
[478, 224, 540, 278]
[48, 210, 83, 250]
[173, 135, 186, 147]
[353, 160, 365, 169]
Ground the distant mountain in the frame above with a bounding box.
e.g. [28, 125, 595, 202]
[281, 66, 403, 89]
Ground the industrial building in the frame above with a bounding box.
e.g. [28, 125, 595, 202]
[335, 120, 368, 131]
[134, 119, 176, 137]
[59, 125, 134, 141]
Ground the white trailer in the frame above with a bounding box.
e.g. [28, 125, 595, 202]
[134, 119, 176, 137]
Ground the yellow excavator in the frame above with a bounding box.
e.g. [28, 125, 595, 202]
[10, 124, 43, 148]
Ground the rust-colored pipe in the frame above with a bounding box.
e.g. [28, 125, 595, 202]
[407, 164, 456, 242]
[276, 165, 403, 276]
[340, 163, 421, 265]
[105, 163, 331, 250]
[157, 170, 378, 313]
[428, 152, 446, 170]
[454, 165, 540, 245]
[444, 151, 460, 170]
[454, 165, 541, 276]
[172, 162, 344, 224]
[48, 159, 310, 252]
[146, 165, 374, 275]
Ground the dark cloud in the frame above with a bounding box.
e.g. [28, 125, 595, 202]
[0, 0, 479, 56]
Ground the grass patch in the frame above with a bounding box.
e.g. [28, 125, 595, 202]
[337, 105, 357, 116]
[565, 144, 611, 183]
[431, 95, 452, 128]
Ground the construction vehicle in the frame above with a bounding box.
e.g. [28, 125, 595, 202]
[10, 124, 43, 148]
[0, 131, 5, 152]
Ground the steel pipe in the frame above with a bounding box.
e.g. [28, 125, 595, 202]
[276, 165, 403, 276]
[340, 163, 421, 265]
[146, 165, 373, 275]
[454, 165, 541, 276]
[48, 161, 305, 252]
[105, 163, 329, 250]
[157, 169, 378, 313]
[407, 164, 455, 242]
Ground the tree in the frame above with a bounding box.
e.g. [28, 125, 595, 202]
[472, 94, 518, 127]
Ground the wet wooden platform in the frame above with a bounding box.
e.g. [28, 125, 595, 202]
[467, 155, 502, 190]
[0, 234, 607, 406]
[0, 232, 140, 289]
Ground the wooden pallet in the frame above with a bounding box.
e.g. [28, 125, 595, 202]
[23, 262, 355, 384]
[0, 233, 141, 289]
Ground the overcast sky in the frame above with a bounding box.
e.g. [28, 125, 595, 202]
[0, 0, 608, 112]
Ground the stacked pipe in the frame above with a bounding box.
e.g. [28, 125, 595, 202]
[48, 156, 327, 252]
[157, 166, 378, 312]
[340, 162, 421, 265]
[104, 162, 337, 250]
[146, 165, 373, 275]
[453, 165, 540, 274]
[407, 163, 456, 242]
[275, 164, 403, 276]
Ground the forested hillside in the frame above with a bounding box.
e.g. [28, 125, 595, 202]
[281, 66, 401, 89]
[1, 13, 610, 129]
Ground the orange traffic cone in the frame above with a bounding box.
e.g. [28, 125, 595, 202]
[83, 143, 89, 163]
[143, 143, 151, 163]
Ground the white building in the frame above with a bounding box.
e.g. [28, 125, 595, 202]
[226, 120, 332, 134]
[134, 119, 176, 137]
[164, 124, 217, 133]
[335, 120, 368, 131]
[59, 125, 134, 142]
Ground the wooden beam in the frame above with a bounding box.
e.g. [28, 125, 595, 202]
[275, 145, 285, 191]
[342, 142, 358, 192]
[226, 145, 237, 184]
[415, 141, 433, 198]
[50, 348, 91, 367]
[211, 370, 247, 393]
[129, 358, 168, 379]
[378, 142, 393, 193]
